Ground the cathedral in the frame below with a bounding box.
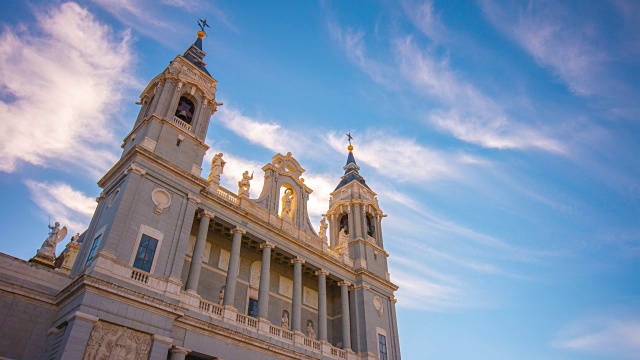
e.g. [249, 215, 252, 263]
[0, 27, 401, 360]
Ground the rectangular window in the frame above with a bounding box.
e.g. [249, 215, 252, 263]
[247, 298, 259, 318]
[85, 234, 102, 266]
[133, 234, 158, 273]
[378, 334, 387, 360]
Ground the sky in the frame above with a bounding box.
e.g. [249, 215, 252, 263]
[1, 1, 639, 359]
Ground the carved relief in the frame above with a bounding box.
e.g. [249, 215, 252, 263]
[373, 296, 384, 317]
[83, 321, 151, 360]
[151, 188, 171, 215]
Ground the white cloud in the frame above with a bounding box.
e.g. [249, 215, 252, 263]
[0, 2, 135, 177]
[216, 105, 308, 155]
[554, 313, 640, 359]
[25, 180, 97, 238]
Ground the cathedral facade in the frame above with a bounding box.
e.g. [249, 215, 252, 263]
[0, 29, 401, 360]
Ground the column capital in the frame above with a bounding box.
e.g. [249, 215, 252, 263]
[187, 193, 201, 204]
[230, 226, 246, 235]
[260, 242, 275, 250]
[315, 269, 330, 276]
[66, 311, 99, 324]
[291, 257, 305, 264]
[338, 281, 351, 287]
[199, 209, 214, 219]
[169, 346, 190, 355]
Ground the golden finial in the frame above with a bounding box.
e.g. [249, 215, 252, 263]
[346, 132, 354, 151]
[197, 30, 206, 39]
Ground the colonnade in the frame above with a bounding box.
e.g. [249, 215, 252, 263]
[184, 210, 352, 350]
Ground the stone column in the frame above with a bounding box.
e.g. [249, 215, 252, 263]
[185, 210, 212, 293]
[168, 346, 190, 360]
[223, 227, 245, 308]
[339, 281, 352, 350]
[258, 242, 275, 319]
[316, 269, 329, 341]
[291, 257, 305, 332]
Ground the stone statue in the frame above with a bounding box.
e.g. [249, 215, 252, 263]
[281, 310, 289, 329]
[238, 170, 253, 197]
[39, 222, 67, 259]
[281, 188, 293, 218]
[218, 286, 225, 305]
[318, 216, 328, 240]
[338, 228, 349, 247]
[71, 232, 80, 243]
[306, 320, 315, 339]
[208, 152, 226, 185]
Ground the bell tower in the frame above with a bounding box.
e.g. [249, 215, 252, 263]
[70, 26, 220, 287]
[121, 27, 220, 176]
[326, 139, 388, 278]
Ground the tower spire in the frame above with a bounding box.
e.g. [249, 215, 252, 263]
[334, 134, 369, 191]
[183, 19, 211, 76]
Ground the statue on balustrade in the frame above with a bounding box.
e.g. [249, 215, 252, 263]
[318, 216, 328, 240]
[208, 152, 226, 186]
[238, 170, 253, 197]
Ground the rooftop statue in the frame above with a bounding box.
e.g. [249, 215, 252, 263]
[318, 216, 328, 240]
[238, 170, 253, 197]
[208, 152, 226, 187]
[39, 222, 67, 258]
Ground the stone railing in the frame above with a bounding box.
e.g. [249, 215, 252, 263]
[197, 298, 223, 317]
[171, 116, 192, 131]
[91, 251, 182, 300]
[216, 187, 239, 205]
[180, 294, 352, 360]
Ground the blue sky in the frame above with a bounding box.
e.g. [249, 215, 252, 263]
[1, 1, 639, 359]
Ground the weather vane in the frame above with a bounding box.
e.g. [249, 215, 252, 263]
[198, 18, 210, 34]
[346, 132, 354, 146]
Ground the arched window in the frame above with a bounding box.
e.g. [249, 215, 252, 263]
[339, 214, 349, 234]
[175, 96, 195, 124]
[366, 214, 374, 237]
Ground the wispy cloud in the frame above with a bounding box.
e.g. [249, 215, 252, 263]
[327, 18, 564, 153]
[0, 2, 135, 177]
[395, 37, 565, 153]
[479, 0, 639, 116]
[553, 312, 640, 359]
[326, 130, 471, 183]
[25, 180, 96, 237]
[327, 21, 393, 85]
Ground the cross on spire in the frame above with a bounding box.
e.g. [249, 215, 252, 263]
[198, 18, 210, 34]
[346, 132, 354, 146]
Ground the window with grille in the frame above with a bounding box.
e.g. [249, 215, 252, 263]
[378, 334, 387, 360]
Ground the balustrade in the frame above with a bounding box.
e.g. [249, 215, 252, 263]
[171, 116, 192, 131]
